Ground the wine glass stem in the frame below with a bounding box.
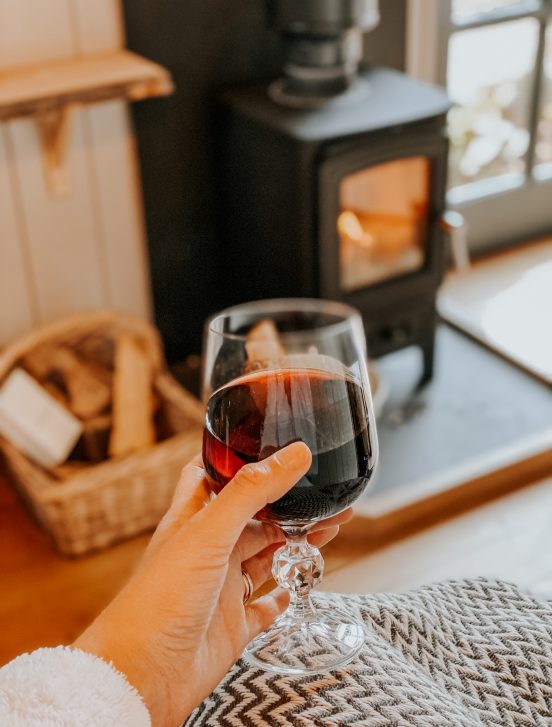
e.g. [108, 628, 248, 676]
[272, 530, 323, 623]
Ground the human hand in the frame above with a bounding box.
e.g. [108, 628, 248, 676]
[74, 443, 352, 726]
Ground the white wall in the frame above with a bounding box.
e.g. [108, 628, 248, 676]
[0, 0, 152, 345]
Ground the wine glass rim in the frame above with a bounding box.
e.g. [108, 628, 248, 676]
[206, 298, 363, 341]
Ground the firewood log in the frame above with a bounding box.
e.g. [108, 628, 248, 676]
[22, 344, 111, 420]
[51, 461, 91, 481]
[245, 320, 284, 364]
[0, 368, 82, 469]
[108, 334, 155, 457]
[73, 413, 112, 462]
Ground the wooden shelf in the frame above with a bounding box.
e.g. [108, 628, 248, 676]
[0, 50, 173, 121]
[0, 50, 173, 195]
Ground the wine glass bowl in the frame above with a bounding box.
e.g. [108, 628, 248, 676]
[202, 299, 378, 674]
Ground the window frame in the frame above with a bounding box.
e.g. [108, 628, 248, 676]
[406, 0, 552, 255]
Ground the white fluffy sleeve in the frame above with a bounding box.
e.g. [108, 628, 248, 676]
[0, 646, 151, 726]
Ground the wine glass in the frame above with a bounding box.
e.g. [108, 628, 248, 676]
[201, 298, 378, 675]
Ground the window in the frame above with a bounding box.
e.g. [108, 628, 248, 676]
[407, 0, 552, 254]
[535, 22, 552, 168]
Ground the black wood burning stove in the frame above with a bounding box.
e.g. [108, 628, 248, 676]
[216, 2, 450, 383]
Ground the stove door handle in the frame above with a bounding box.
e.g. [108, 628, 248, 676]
[440, 210, 470, 273]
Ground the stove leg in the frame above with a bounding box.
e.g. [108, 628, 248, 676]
[418, 329, 435, 387]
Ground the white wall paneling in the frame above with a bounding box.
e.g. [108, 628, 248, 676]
[0, 128, 36, 340]
[0, 0, 152, 346]
[74, 0, 151, 320]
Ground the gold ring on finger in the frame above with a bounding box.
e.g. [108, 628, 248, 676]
[242, 568, 254, 606]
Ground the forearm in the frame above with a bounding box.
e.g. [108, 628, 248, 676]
[73, 593, 182, 727]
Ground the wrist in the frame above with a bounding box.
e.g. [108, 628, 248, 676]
[73, 615, 170, 726]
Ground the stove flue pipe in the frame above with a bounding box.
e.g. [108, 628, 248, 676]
[268, 0, 380, 98]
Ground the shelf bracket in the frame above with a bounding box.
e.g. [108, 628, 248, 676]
[35, 105, 73, 197]
[0, 51, 174, 196]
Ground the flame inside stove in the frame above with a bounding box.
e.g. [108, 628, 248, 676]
[338, 211, 374, 249]
[338, 157, 430, 291]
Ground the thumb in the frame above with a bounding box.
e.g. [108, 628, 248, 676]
[192, 441, 311, 554]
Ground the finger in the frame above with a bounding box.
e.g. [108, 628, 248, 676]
[308, 525, 340, 549]
[246, 588, 290, 640]
[241, 525, 341, 595]
[192, 442, 312, 555]
[170, 455, 211, 517]
[236, 508, 352, 563]
[242, 544, 280, 592]
[310, 507, 353, 533]
[235, 521, 284, 562]
[148, 455, 210, 551]
[236, 506, 353, 564]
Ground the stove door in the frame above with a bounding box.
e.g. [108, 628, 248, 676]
[338, 156, 430, 291]
[318, 129, 448, 306]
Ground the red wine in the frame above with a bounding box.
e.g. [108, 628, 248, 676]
[203, 368, 375, 524]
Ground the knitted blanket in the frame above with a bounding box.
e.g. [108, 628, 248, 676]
[188, 579, 552, 726]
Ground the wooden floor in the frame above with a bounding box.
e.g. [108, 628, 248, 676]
[2, 465, 552, 666]
[0, 474, 149, 665]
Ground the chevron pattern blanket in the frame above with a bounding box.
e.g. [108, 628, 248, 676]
[187, 579, 552, 726]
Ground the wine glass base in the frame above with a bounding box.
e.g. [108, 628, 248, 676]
[243, 612, 365, 675]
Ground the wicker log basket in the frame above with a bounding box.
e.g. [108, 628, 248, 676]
[0, 311, 205, 556]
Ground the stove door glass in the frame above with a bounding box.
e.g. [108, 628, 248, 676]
[339, 156, 430, 291]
